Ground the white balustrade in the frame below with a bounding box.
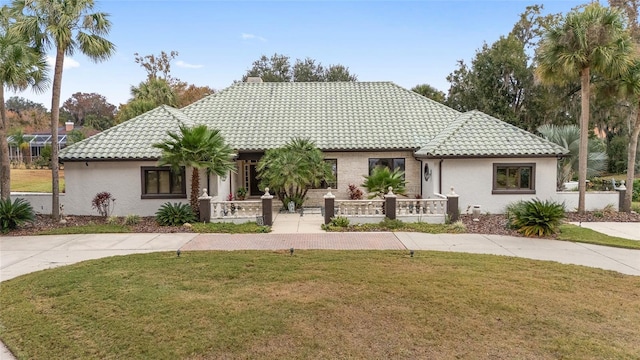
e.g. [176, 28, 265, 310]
[210, 200, 262, 220]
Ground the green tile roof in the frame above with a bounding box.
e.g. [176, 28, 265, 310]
[60, 82, 567, 161]
[60, 105, 194, 160]
[415, 110, 569, 157]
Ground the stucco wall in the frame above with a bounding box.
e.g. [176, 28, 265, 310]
[305, 150, 422, 207]
[63, 160, 233, 216]
[10, 192, 61, 215]
[551, 191, 620, 212]
[438, 157, 560, 214]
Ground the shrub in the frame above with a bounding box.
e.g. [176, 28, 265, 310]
[0, 198, 35, 232]
[156, 202, 196, 226]
[91, 192, 116, 217]
[450, 220, 467, 233]
[348, 184, 364, 200]
[106, 216, 120, 225]
[362, 166, 407, 199]
[506, 199, 565, 237]
[124, 214, 141, 225]
[329, 216, 350, 227]
[633, 179, 640, 203]
[380, 218, 404, 230]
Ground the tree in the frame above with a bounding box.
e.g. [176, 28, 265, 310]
[8, 129, 33, 165]
[0, 5, 48, 200]
[5, 96, 46, 114]
[135, 50, 178, 82]
[60, 92, 116, 128]
[361, 166, 407, 199]
[12, 0, 115, 220]
[116, 50, 213, 122]
[153, 124, 236, 215]
[536, 3, 634, 213]
[445, 5, 561, 131]
[242, 53, 357, 82]
[608, 0, 640, 212]
[411, 84, 446, 103]
[257, 138, 334, 209]
[538, 124, 608, 189]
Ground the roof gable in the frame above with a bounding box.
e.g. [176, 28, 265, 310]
[415, 110, 569, 157]
[60, 105, 193, 161]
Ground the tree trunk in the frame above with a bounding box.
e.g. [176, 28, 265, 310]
[190, 167, 200, 216]
[623, 103, 640, 212]
[50, 47, 64, 220]
[578, 67, 590, 214]
[0, 85, 10, 200]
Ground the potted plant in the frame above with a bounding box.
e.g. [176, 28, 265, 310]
[236, 187, 247, 200]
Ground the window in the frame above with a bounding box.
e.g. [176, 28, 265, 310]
[493, 163, 535, 194]
[141, 166, 186, 198]
[316, 159, 337, 189]
[368, 158, 405, 175]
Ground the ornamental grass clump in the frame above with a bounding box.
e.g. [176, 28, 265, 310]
[506, 199, 565, 237]
[0, 198, 35, 232]
[155, 202, 196, 226]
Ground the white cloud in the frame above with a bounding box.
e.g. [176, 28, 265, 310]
[46, 56, 80, 70]
[175, 60, 204, 69]
[241, 33, 266, 42]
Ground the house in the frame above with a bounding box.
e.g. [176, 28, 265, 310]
[7, 122, 96, 164]
[58, 81, 572, 216]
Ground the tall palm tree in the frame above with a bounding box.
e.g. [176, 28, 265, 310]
[0, 5, 48, 200]
[11, 0, 115, 219]
[153, 124, 236, 215]
[536, 3, 633, 213]
[616, 60, 640, 211]
[538, 124, 608, 189]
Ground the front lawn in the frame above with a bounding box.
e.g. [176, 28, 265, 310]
[10, 169, 65, 193]
[1, 251, 638, 359]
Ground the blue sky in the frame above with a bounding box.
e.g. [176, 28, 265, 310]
[5, 0, 587, 110]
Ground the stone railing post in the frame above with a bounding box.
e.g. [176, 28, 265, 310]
[323, 188, 336, 224]
[446, 186, 459, 222]
[384, 187, 397, 220]
[261, 187, 274, 226]
[198, 188, 212, 223]
[616, 181, 628, 212]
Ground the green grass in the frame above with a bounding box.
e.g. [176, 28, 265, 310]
[191, 221, 271, 233]
[558, 224, 640, 249]
[36, 224, 131, 235]
[10, 169, 65, 193]
[324, 219, 460, 233]
[0, 251, 638, 359]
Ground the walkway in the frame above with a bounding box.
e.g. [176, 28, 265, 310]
[1, 216, 639, 359]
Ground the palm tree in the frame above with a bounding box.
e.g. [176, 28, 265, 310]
[0, 5, 48, 200]
[615, 59, 640, 211]
[11, 0, 115, 219]
[257, 138, 334, 209]
[536, 3, 634, 213]
[538, 124, 608, 189]
[361, 166, 407, 199]
[153, 124, 236, 215]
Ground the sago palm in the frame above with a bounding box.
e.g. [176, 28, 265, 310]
[536, 2, 634, 213]
[0, 5, 48, 200]
[11, 0, 115, 219]
[153, 124, 236, 215]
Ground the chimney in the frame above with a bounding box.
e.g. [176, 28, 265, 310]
[245, 77, 263, 83]
[65, 122, 74, 132]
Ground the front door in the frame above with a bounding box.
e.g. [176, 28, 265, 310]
[249, 165, 261, 196]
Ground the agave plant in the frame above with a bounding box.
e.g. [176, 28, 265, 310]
[0, 198, 35, 232]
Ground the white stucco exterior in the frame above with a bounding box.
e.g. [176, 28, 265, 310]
[61, 161, 227, 216]
[431, 157, 559, 214]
